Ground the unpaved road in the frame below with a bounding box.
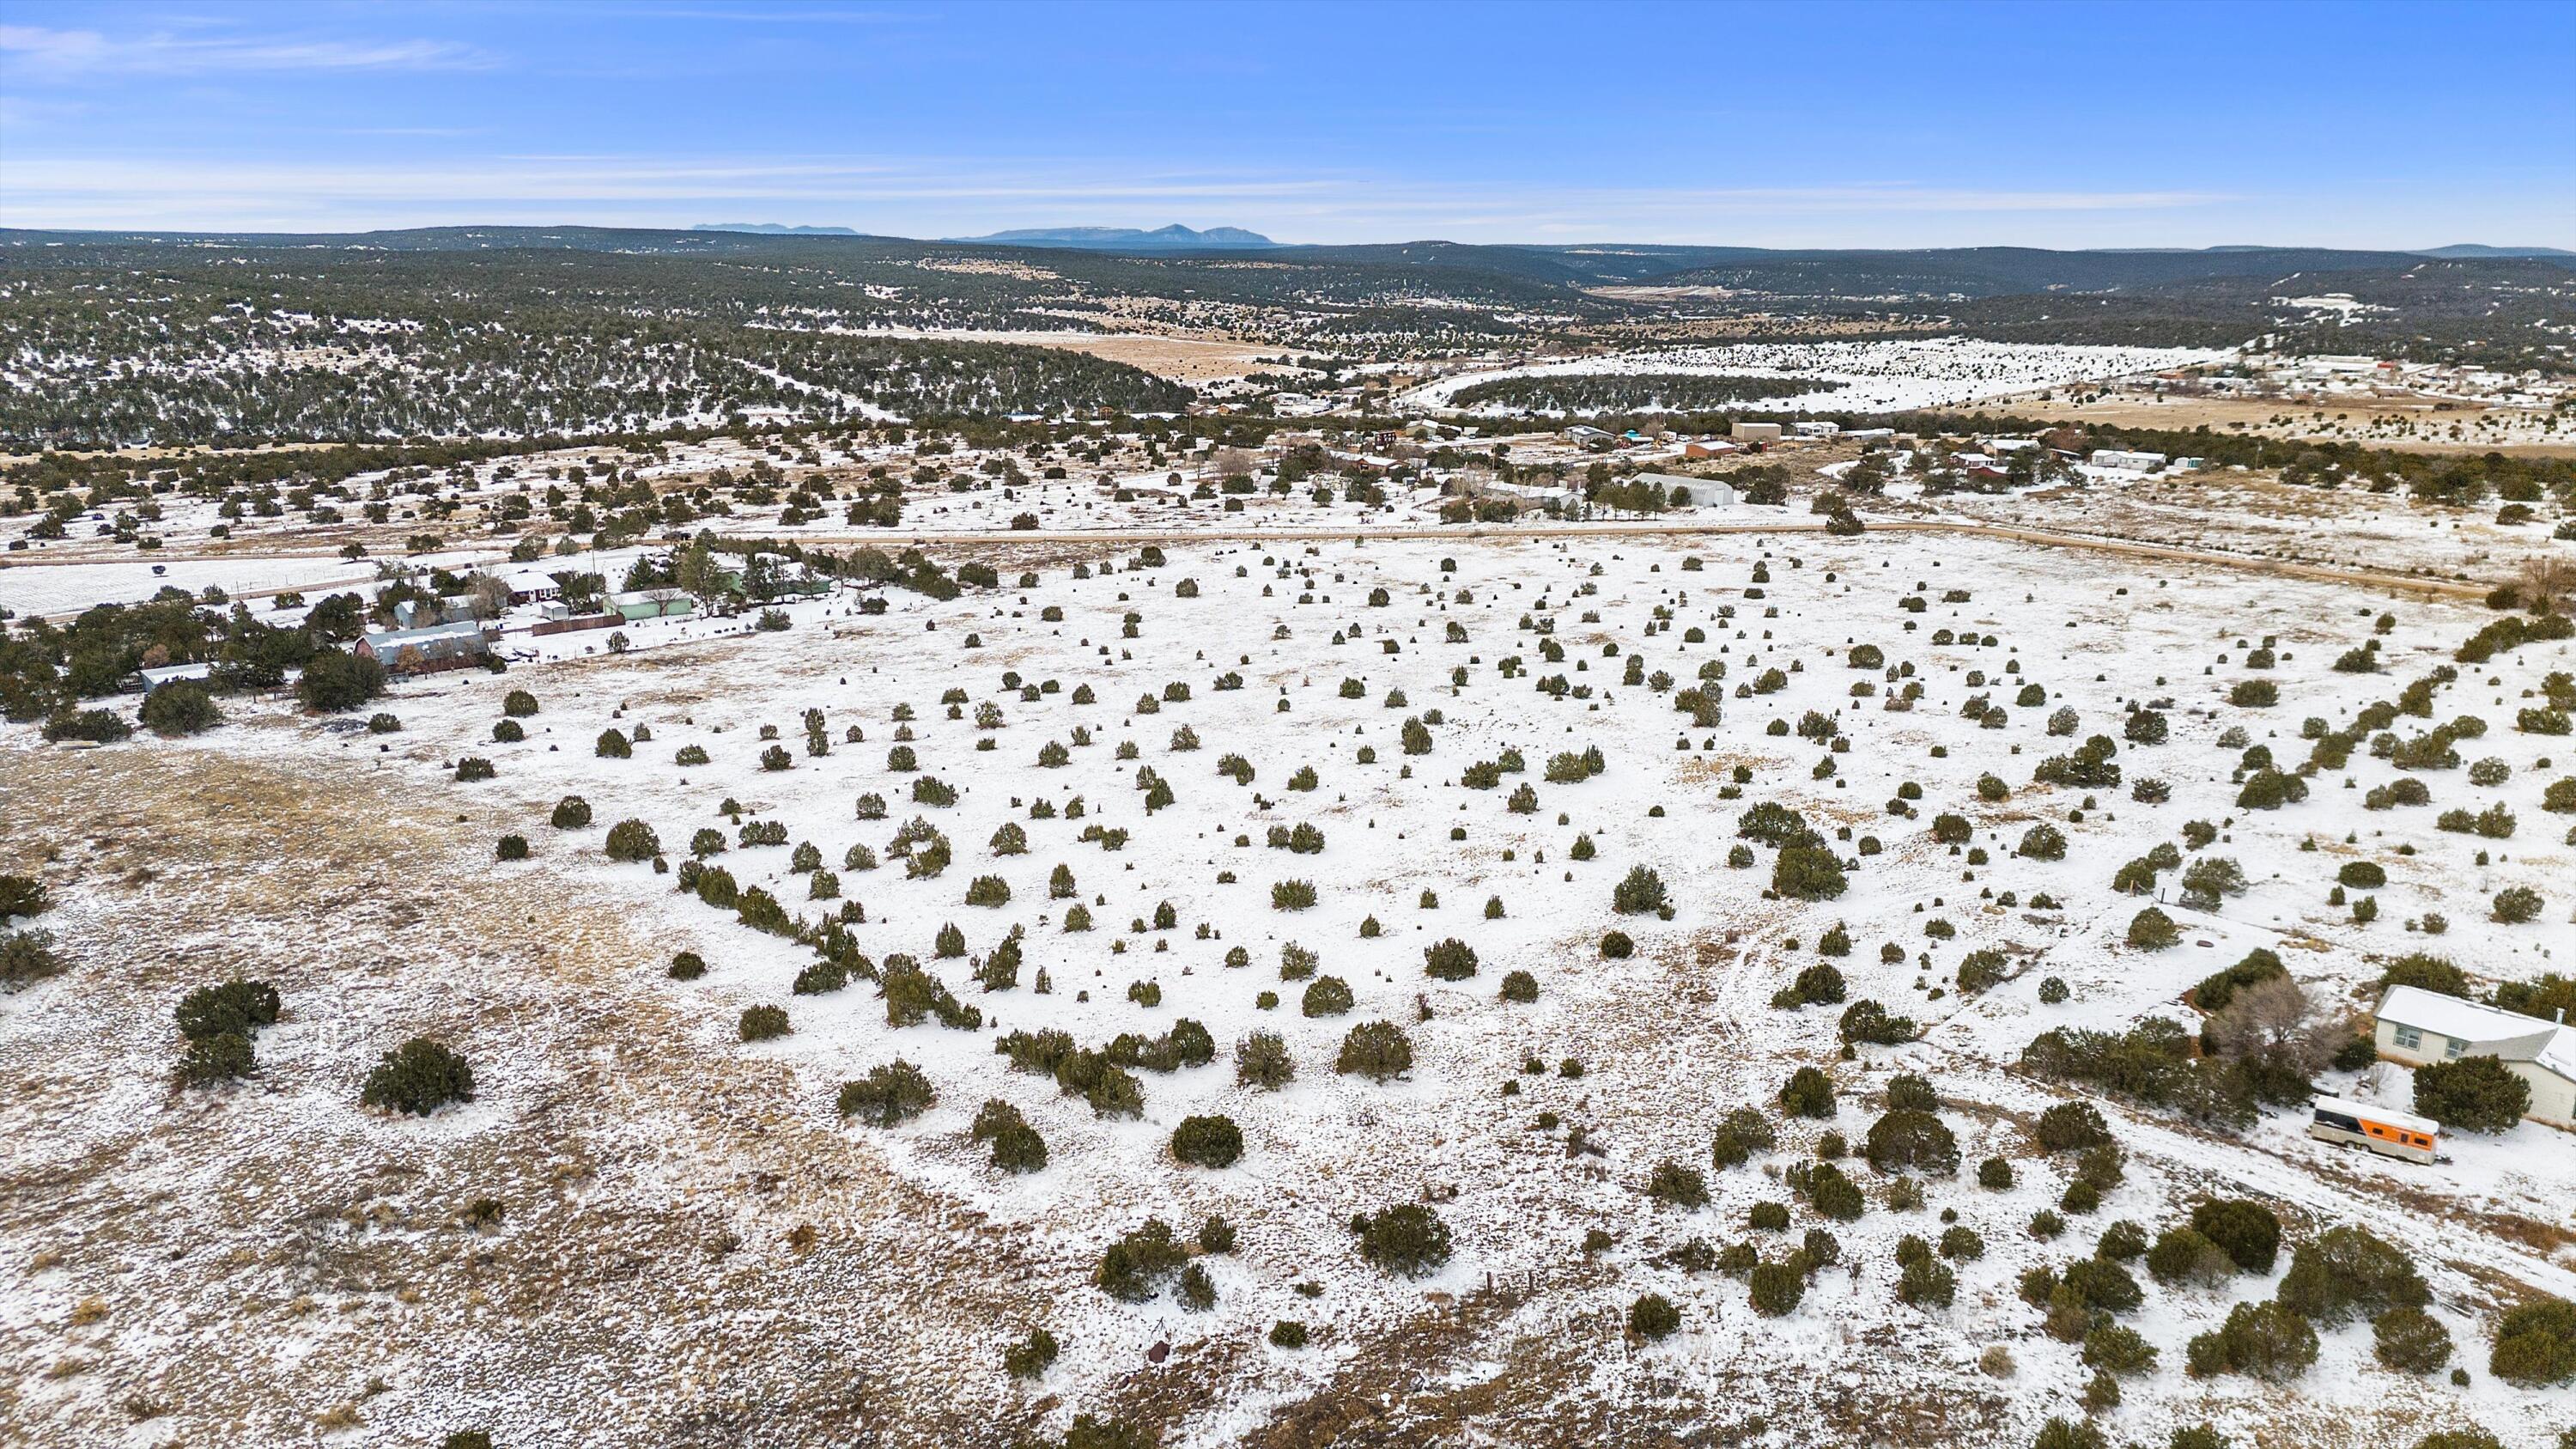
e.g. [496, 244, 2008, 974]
[9, 515, 2493, 624]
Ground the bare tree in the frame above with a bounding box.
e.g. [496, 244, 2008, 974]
[2209, 976, 2337, 1075]
[2514, 554, 2573, 613]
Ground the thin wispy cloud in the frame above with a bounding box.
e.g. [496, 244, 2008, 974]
[611, 7, 911, 22]
[0, 23, 495, 77]
[0, 152, 2224, 226]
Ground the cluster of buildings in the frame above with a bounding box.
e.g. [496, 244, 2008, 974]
[2154, 356, 2571, 411]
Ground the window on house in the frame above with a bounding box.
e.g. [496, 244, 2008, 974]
[2392, 1025, 2421, 1050]
[2444, 1037, 2465, 1060]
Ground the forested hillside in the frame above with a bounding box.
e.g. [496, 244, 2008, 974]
[4, 230, 2565, 448]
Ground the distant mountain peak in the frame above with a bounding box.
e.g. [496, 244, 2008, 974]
[691, 222, 861, 236]
[2416, 243, 2575, 259]
[946, 223, 1277, 250]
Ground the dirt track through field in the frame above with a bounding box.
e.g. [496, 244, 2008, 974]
[15, 514, 2488, 626]
[751, 518, 2493, 600]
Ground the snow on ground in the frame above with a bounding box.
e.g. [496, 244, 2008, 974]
[4, 523, 2570, 1448]
[0, 555, 392, 616]
[1403, 340, 2238, 416]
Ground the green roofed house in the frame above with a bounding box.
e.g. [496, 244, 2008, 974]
[611, 590, 695, 621]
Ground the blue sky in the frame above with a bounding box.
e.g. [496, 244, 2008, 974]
[2, 1, 2569, 247]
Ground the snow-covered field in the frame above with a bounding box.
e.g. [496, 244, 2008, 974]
[4, 526, 2570, 1448]
[0, 555, 387, 616]
[1405, 340, 2239, 416]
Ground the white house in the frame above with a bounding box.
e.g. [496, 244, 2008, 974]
[139, 661, 215, 691]
[502, 569, 562, 606]
[2089, 449, 2168, 473]
[2374, 984, 2576, 1128]
[1792, 421, 1841, 438]
[1631, 472, 1739, 508]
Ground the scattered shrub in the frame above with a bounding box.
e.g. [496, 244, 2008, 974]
[360, 1037, 475, 1116]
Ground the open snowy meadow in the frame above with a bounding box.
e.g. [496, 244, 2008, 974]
[3, 524, 2570, 1448]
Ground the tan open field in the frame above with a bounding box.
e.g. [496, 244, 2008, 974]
[2006, 391, 2576, 456]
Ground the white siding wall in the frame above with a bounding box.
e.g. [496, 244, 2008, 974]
[2512, 1066, 2574, 1127]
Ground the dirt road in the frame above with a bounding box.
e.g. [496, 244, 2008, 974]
[13, 514, 2494, 624]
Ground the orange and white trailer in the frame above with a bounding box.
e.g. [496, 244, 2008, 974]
[2307, 1095, 2439, 1165]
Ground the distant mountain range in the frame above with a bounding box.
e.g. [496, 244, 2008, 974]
[941, 223, 1278, 250]
[2417, 243, 2575, 259]
[692, 222, 863, 236]
[684, 224, 2563, 263]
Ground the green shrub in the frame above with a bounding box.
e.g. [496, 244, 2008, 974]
[738, 1004, 790, 1041]
[175, 979, 282, 1042]
[2203, 1299, 2318, 1382]
[2126, 906, 2180, 949]
[1648, 1160, 1709, 1209]
[2372, 1306, 2452, 1374]
[1499, 969, 1538, 1002]
[1613, 865, 1668, 914]
[1422, 937, 1479, 980]
[839, 1061, 937, 1125]
[1865, 1109, 1959, 1176]
[1898, 1256, 1957, 1307]
[2489, 1295, 2576, 1385]
[1003, 1326, 1060, 1379]
[1171, 1114, 1244, 1168]
[1097, 1218, 1189, 1301]
[1355, 1203, 1451, 1276]
[2276, 1225, 2428, 1325]
[1301, 975, 1354, 1017]
[0, 929, 66, 991]
[2146, 1226, 2235, 1287]
[2035, 1101, 2111, 1151]
[2031, 1417, 2105, 1449]
[603, 819, 660, 861]
[1236, 1031, 1296, 1090]
[1748, 1261, 1804, 1316]
[176, 1030, 257, 1085]
[550, 795, 592, 829]
[2492, 886, 2545, 923]
[2190, 1199, 2281, 1274]
[2413, 1055, 2531, 1132]
[1269, 1319, 1309, 1349]
[1778, 1066, 1837, 1117]
[1709, 1107, 1777, 1168]
[1772, 843, 1847, 900]
[296, 649, 384, 712]
[1628, 1292, 1681, 1340]
[360, 1037, 475, 1116]
[42, 707, 132, 743]
[1335, 1020, 1414, 1081]
[140, 682, 222, 736]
